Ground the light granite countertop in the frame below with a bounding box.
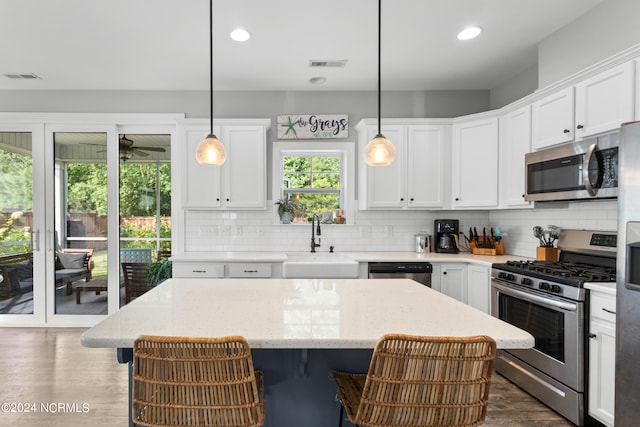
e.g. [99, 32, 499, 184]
[170, 251, 528, 266]
[82, 278, 533, 350]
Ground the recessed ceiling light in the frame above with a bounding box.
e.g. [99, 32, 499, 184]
[457, 26, 483, 41]
[230, 29, 251, 42]
[309, 76, 327, 85]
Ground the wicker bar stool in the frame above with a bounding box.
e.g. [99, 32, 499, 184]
[334, 334, 496, 427]
[133, 335, 265, 427]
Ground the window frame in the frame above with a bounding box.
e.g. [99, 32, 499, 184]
[272, 141, 355, 225]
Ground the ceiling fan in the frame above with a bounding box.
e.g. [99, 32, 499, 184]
[119, 135, 166, 161]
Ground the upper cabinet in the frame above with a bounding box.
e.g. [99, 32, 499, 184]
[499, 105, 532, 208]
[575, 61, 635, 138]
[451, 117, 499, 209]
[532, 61, 635, 150]
[531, 87, 575, 149]
[357, 119, 450, 210]
[178, 120, 270, 210]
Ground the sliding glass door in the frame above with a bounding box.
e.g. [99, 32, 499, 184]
[0, 127, 45, 323]
[0, 117, 175, 326]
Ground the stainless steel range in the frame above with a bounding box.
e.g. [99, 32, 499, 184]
[491, 229, 616, 426]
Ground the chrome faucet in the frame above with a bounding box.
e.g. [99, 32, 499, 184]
[310, 214, 321, 252]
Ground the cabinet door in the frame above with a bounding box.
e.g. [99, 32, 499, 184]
[466, 265, 490, 313]
[183, 126, 222, 208]
[452, 118, 499, 208]
[222, 126, 266, 209]
[406, 126, 446, 208]
[575, 61, 635, 138]
[500, 106, 532, 208]
[588, 320, 616, 427]
[361, 125, 406, 209]
[531, 87, 575, 149]
[440, 263, 466, 303]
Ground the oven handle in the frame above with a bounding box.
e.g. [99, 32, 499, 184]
[492, 281, 578, 312]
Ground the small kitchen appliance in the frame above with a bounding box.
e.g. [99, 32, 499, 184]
[524, 132, 619, 202]
[434, 219, 459, 253]
[414, 233, 431, 253]
[491, 229, 617, 426]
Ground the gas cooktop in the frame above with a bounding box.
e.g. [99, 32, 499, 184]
[493, 259, 616, 287]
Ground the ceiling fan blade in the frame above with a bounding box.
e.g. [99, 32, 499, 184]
[132, 149, 150, 157]
[119, 135, 134, 147]
[132, 146, 166, 152]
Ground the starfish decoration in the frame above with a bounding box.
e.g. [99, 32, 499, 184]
[280, 116, 300, 137]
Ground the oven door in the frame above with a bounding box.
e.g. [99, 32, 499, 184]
[491, 280, 584, 391]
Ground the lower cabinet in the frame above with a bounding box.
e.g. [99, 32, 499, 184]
[173, 261, 273, 279]
[431, 263, 490, 314]
[437, 263, 467, 302]
[588, 289, 616, 427]
[467, 264, 490, 313]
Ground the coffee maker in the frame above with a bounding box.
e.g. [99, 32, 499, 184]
[434, 219, 459, 253]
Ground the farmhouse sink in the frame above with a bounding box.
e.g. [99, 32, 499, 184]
[282, 252, 359, 278]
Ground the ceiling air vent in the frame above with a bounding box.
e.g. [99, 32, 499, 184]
[4, 73, 42, 80]
[309, 60, 348, 68]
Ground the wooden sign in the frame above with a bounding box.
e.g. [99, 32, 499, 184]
[277, 114, 348, 139]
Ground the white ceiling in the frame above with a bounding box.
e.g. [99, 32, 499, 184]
[0, 0, 603, 92]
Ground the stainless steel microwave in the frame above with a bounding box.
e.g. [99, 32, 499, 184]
[524, 132, 619, 202]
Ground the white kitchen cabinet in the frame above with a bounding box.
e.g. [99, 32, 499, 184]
[227, 263, 273, 278]
[173, 261, 273, 279]
[588, 289, 616, 427]
[438, 263, 467, 302]
[356, 119, 450, 210]
[532, 61, 635, 150]
[179, 120, 269, 210]
[452, 117, 499, 209]
[466, 264, 490, 313]
[575, 61, 635, 138]
[531, 87, 575, 149]
[172, 262, 225, 278]
[499, 105, 532, 208]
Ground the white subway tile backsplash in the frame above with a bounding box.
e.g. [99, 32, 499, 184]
[183, 200, 617, 257]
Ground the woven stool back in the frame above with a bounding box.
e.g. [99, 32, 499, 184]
[133, 335, 264, 427]
[336, 334, 496, 427]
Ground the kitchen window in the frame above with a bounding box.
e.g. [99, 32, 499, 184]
[272, 141, 355, 225]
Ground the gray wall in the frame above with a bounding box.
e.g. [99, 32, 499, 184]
[0, 88, 490, 128]
[538, 0, 640, 88]
[489, 64, 539, 110]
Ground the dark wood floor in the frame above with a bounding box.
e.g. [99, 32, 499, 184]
[0, 327, 576, 426]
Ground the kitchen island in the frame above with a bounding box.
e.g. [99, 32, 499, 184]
[82, 278, 533, 427]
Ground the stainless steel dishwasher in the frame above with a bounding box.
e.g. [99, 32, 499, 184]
[368, 262, 432, 287]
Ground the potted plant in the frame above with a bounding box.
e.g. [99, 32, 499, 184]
[275, 198, 299, 224]
[145, 259, 172, 285]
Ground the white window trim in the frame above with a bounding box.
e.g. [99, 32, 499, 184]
[272, 141, 355, 225]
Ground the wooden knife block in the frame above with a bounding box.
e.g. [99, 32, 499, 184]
[536, 247, 559, 261]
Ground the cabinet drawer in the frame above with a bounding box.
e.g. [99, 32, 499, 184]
[173, 262, 224, 278]
[590, 292, 616, 324]
[228, 263, 272, 278]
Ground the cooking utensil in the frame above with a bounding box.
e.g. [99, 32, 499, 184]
[533, 225, 545, 246]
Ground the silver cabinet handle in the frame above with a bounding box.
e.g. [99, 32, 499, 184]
[191, 270, 207, 273]
[244, 270, 258, 273]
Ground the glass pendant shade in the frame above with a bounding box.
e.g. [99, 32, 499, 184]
[364, 133, 395, 166]
[195, 134, 226, 165]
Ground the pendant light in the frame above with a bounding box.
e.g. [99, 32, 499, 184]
[364, 0, 395, 166]
[196, 0, 226, 165]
